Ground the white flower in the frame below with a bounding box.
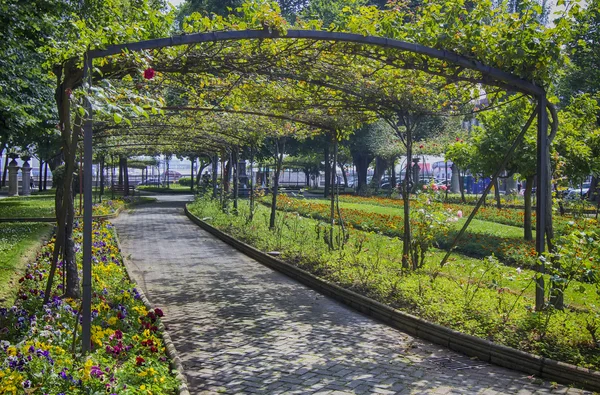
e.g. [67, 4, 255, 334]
[516, 267, 522, 274]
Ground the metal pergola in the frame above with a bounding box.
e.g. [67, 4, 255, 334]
[81, 29, 552, 352]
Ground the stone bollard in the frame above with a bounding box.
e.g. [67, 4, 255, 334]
[21, 158, 32, 196]
[8, 158, 19, 197]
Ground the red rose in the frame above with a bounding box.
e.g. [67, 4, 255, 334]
[143, 68, 156, 80]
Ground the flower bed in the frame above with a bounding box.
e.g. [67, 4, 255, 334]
[0, 220, 179, 394]
[271, 195, 541, 269]
[336, 195, 598, 233]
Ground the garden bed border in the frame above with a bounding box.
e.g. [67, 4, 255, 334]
[185, 205, 600, 392]
[114, 231, 190, 395]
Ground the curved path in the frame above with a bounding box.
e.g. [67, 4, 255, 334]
[114, 195, 588, 395]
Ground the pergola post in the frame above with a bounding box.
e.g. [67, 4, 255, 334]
[535, 94, 549, 311]
[82, 52, 94, 353]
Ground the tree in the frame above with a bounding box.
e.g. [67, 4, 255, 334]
[347, 121, 398, 193]
[39, 0, 173, 301]
[560, 0, 600, 101]
[469, 97, 538, 240]
[0, 0, 59, 165]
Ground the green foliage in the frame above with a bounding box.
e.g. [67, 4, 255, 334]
[553, 94, 600, 185]
[178, 176, 193, 186]
[561, 0, 600, 100]
[445, 138, 476, 174]
[473, 97, 537, 177]
[0, 0, 58, 147]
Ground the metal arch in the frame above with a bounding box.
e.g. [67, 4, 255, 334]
[88, 29, 544, 96]
[82, 28, 551, 352]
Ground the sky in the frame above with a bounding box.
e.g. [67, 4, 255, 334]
[169, 0, 185, 7]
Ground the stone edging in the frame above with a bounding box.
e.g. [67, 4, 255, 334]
[184, 205, 600, 392]
[114, 230, 190, 395]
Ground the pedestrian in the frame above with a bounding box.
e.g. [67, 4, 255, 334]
[517, 181, 522, 194]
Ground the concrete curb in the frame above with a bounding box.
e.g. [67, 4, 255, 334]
[114, 230, 191, 395]
[184, 205, 600, 392]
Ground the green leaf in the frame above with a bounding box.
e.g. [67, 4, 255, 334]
[113, 113, 122, 125]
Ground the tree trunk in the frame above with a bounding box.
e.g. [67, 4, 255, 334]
[329, 139, 338, 249]
[339, 160, 348, 188]
[589, 176, 599, 203]
[212, 154, 218, 199]
[524, 175, 534, 241]
[123, 157, 129, 197]
[43, 162, 48, 190]
[48, 66, 81, 300]
[270, 139, 285, 230]
[459, 171, 466, 203]
[224, 155, 231, 193]
[323, 145, 330, 198]
[249, 146, 255, 222]
[402, 127, 413, 270]
[118, 157, 124, 187]
[494, 177, 501, 208]
[353, 153, 371, 194]
[166, 158, 170, 189]
[391, 161, 397, 189]
[233, 148, 239, 212]
[38, 160, 43, 192]
[99, 156, 105, 200]
[372, 156, 388, 188]
[190, 157, 195, 191]
[1, 152, 8, 187]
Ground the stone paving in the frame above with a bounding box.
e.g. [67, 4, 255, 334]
[114, 195, 590, 395]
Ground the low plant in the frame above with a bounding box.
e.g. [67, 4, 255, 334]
[0, 221, 179, 393]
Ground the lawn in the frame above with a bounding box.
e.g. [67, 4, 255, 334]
[0, 196, 55, 218]
[188, 196, 600, 370]
[0, 194, 153, 219]
[0, 222, 52, 306]
[137, 184, 194, 193]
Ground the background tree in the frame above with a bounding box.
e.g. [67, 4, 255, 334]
[470, 98, 538, 240]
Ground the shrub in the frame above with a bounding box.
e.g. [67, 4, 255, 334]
[178, 177, 192, 186]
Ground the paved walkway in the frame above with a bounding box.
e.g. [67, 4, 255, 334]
[114, 195, 588, 395]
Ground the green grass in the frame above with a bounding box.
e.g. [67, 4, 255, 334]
[319, 199, 530, 239]
[137, 185, 194, 193]
[0, 196, 55, 218]
[0, 222, 52, 306]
